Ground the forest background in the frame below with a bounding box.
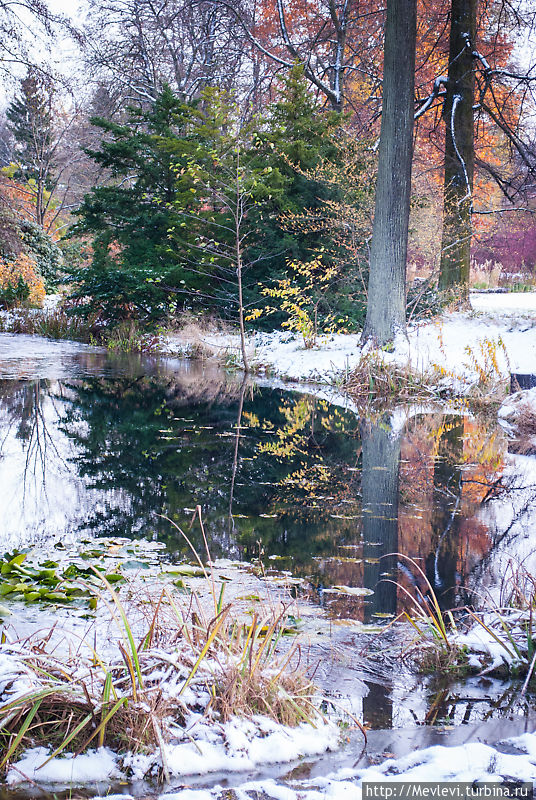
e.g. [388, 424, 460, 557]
[0, 0, 535, 353]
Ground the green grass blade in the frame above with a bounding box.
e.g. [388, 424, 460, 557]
[0, 698, 43, 769]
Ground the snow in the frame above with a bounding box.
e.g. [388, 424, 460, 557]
[6, 719, 339, 786]
[156, 731, 536, 800]
[499, 386, 536, 422]
[9, 706, 536, 798]
[455, 624, 516, 673]
[471, 292, 536, 312]
[164, 293, 536, 389]
[6, 746, 120, 785]
[0, 649, 40, 701]
[475, 452, 536, 593]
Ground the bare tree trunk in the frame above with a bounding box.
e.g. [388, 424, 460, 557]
[438, 0, 477, 296]
[235, 161, 249, 373]
[362, 0, 416, 346]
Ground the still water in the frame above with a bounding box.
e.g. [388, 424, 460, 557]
[1, 333, 536, 732]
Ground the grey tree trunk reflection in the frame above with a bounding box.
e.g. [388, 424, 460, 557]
[360, 419, 401, 622]
[429, 419, 464, 610]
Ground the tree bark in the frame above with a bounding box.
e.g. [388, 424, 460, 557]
[362, 0, 416, 346]
[439, 0, 477, 295]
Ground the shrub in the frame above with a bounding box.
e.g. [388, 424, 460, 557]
[0, 253, 45, 308]
[19, 219, 64, 289]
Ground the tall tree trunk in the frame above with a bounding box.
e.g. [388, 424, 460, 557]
[362, 0, 416, 346]
[439, 0, 477, 296]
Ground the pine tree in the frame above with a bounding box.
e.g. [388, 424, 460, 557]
[248, 64, 343, 286]
[7, 69, 56, 227]
[71, 86, 203, 324]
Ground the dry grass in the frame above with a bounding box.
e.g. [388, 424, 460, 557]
[508, 401, 536, 455]
[168, 311, 244, 362]
[345, 351, 437, 406]
[0, 511, 319, 777]
[0, 308, 96, 342]
[470, 259, 502, 290]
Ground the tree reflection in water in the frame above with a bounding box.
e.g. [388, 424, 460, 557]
[0, 365, 527, 624]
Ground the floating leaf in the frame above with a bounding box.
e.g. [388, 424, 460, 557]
[323, 585, 374, 597]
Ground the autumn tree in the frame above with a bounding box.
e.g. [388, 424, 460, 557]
[414, 0, 536, 292]
[82, 0, 253, 105]
[0, 0, 57, 75]
[7, 69, 57, 228]
[209, 0, 384, 122]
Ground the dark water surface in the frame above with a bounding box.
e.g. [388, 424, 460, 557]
[1, 333, 536, 738]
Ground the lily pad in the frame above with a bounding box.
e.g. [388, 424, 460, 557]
[323, 585, 374, 597]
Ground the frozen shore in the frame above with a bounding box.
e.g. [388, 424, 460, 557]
[163, 292, 536, 391]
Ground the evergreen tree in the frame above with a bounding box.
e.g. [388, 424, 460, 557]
[7, 69, 56, 227]
[248, 65, 343, 287]
[70, 87, 203, 324]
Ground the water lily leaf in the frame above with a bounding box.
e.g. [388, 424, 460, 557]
[121, 560, 151, 570]
[324, 585, 374, 597]
[160, 566, 205, 578]
[104, 574, 126, 584]
[43, 592, 71, 602]
[38, 569, 59, 580]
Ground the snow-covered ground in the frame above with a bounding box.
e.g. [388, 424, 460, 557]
[9, 725, 536, 799]
[163, 292, 536, 388]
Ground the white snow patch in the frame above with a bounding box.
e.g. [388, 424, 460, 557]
[163, 717, 340, 778]
[471, 292, 536, 313]
[6, 746, 120, 785]
[0, 649, 41, 701]
[499, 386, 536, 422]
[231, 731, 536, 800]
[164, 294, 536, 389]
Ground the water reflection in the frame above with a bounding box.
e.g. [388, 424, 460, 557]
[0, 335, 531, 624]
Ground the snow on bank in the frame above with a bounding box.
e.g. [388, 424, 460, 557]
[10, 714, 536, 798]
[164, 293, 536, 388]
[6, 717, 340, 786]
[152, 731, 536, 800]
[1, 644, 339, 788]
[8, 747, 120, 784]
[499, 386, 536, 425]
[471, 292, 536, 313]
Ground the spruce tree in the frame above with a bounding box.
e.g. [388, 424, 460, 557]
[71, 87, 203, 324]
[7, 69, 55, 227]
[248, 64, 342, 283]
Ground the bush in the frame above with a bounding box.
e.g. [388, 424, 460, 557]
[0, 253, 45, 308]
[19, 219, 64, 289]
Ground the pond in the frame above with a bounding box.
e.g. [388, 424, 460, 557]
[1, 333, 536, 795]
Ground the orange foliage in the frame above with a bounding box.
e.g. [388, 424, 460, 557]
[0, 172, 60, 237]
[0, 253, 46, 307]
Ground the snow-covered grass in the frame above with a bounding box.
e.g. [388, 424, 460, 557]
[0, 537, 333, 790]
[1, 636, 339, 789]
[6, 716, 339, 787]
[163, 293, 536, 394]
